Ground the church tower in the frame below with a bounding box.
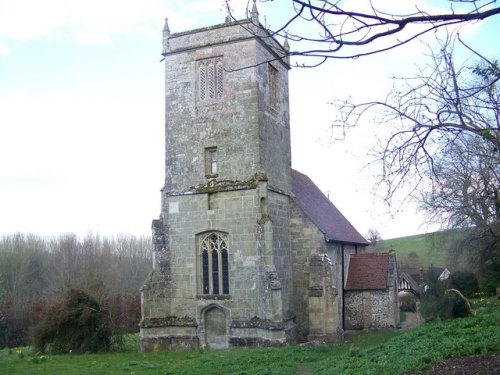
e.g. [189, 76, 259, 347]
[140, 6, 295, 350]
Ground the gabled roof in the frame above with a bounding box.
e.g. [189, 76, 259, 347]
[407, 266, 450, 285]
[345, 253, 392, 290]
[291, 169, 369, 245]
[399, 272, 419, 292]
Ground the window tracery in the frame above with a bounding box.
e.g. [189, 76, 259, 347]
[200, 232, 229, 295]
[198, 58, 223, 103]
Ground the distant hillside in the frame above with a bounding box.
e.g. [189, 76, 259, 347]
[375, 230, 465, 270]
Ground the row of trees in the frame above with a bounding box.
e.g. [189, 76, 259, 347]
[0, 233, 152, 348]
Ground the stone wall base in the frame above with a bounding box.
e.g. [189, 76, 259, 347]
[229, 336, 287, 347]
[139, 334, 291, 351]
[139, 335, 199, 352]
[139, 320, 296, 351]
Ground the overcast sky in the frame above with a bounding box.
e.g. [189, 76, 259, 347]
[0, 1, 498, 240]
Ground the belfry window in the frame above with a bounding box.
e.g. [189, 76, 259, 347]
[200, 232, 229, 295]
[268, 63, 279, 108]
[198, 58, 223, 102]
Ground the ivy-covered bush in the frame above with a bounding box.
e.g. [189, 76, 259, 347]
[33, 289, 111, 354]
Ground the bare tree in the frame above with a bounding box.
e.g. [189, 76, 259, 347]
[332, 36, 499, 202]
[232, 1, 500, 64]
[419, 135, 500, 232]
[366, 228, 382, 245]
[417, 132, 500, 291]
[0, 233, 153, 347]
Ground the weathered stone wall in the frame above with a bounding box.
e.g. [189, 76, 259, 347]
[289, 199, 343, 342]
[141, 17, 294, 351]
[307, 254, 342, 343]
[344, 290, 398, 330]
[141, 185, 295, 349]
[163, 19, 290, 195]
[163, 37, 260, 193]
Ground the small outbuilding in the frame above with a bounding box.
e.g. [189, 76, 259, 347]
[344, 252, 399, 330]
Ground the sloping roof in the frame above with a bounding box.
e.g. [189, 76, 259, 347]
[408, 266, 450, 285]
[399, 272, 419, 292]
[345, 253, 390, 290]
[291, 169, 369, 245]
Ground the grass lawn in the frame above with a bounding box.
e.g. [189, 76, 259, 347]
[376, 231, 452, 268]
[1, 299, 498, 375]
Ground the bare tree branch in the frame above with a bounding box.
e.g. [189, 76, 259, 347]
[238, 1, 500, 63]
[331, 37, 499, 205]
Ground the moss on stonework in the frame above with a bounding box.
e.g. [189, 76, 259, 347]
[229, 336, 286, 347]
[257, 214, 269, 225]
[140, 315, 198, 328]
[191, 173, 268, 194]
[231, 316, 285, 330]
[197, 294, 231, 300]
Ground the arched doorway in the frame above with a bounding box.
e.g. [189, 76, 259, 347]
[204, 306, 228, 349]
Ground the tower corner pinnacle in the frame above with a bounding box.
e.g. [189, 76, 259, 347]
[251, 0, 259, 23]
[162, 17, 171, 55]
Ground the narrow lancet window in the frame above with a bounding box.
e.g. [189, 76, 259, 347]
[216, 61, 224, 99]
[222, 249, 229, 294]
[212, 249, 219, 294]
[268, 63, 279, 108]
[199, 64, 206, 101]
[202, 249, 209, 294]
[207, 63, 215, 99]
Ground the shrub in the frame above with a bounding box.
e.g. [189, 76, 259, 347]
[0, 295, 49, 348]
[33, 289, 111, 354]
[105, 292, 141, 334]
[449, 271, 479, 298]
[419, 271, 474, 321]
[481, 255, 500, 295]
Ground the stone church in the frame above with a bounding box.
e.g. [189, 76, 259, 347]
[140, 4, 398, 351]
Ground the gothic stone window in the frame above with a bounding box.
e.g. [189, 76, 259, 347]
[198, 58, 223, 103]
[199, 232, 229, 295]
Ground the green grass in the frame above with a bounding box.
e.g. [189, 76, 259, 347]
[1, 299, 498, 375]
[400, 311, 407, 323]
[312, 298, 500, 374]
[375, 231, 462, 268]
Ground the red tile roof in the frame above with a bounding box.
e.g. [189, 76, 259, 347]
[345, 253, 391, 290]
[291, 169, 369, 245]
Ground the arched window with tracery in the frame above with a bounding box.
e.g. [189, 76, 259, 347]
[199, 232, 229, 295]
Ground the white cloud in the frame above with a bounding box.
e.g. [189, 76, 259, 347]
[0, 91, 164, 236]
[0, 0, 263, 50]
[0, 0, 168, 47]
[0, 37, 10, 55]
